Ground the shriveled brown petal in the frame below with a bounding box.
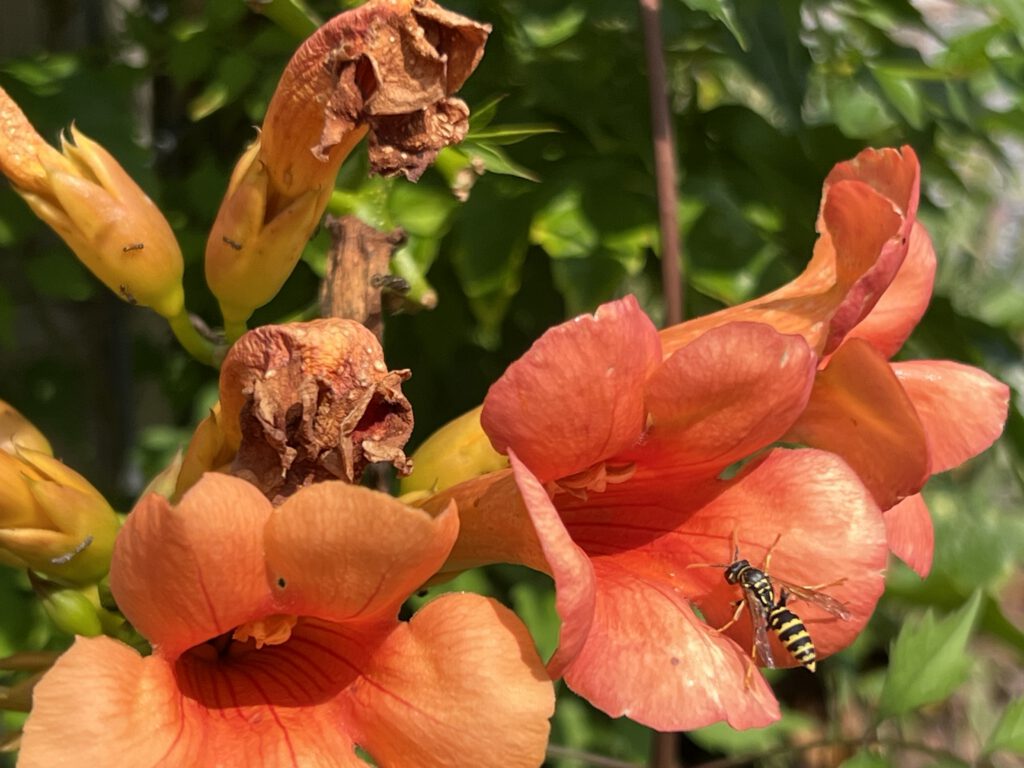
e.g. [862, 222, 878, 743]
[220, 319, 413, 502]
[262, 0, 490, 188]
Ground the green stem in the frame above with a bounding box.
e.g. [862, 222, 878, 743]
[167, 310, 217, 367]
[247, 0, 320, 39]
[223, 318, 250, 346]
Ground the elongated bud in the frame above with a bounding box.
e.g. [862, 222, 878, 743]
[400, 406, 507, 495]
[206, 0, 489, 333]
[0, 399, 51, 456]
[0, 88, 185, 318]
[0, 447, 120, 585]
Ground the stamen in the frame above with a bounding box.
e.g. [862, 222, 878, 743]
[232, 614, 298, 649]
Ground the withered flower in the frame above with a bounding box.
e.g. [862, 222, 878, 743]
[206, 0, 490, 335]
[211, 319, 413, 503]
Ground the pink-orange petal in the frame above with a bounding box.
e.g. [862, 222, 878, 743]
[785, 338, 930, 510]
[679, 449, 888, 664]
[265, 481, 459, 623]
[884, 493, 933, 577]
[340, 594, 554, 768]
[892, 360, 1010, 474]
[632, 323, 814, 476]
[110, 474, 274, 659]
[19, 637, 202, 767]
[562, 562, 780, 731]
[509, 450, 596, 678]
[846, 221, 936, 358]
[823, 145, 920, 222]
[659, 177, 908, 357]
[481, 296, 661, 482]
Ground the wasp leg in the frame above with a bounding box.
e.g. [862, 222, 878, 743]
[761, 532, 783, 572]
[800, 576, 847, 592]
[744, 642, 761, 688]
[708, 599, 745, 635]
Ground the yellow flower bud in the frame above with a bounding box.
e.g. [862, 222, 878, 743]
[174, 404, 235, 500]
[0, 447, 120, 585]
[0, 87, 185, 318]
[400, 406, 508, 495]
[204, 137, 338, 334]
[0, 398, 51, 456]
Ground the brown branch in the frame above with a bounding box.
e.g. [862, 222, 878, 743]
[693, 737, 970, 768]
[319, 214, 407, 341]
[639, 0, 683, 326]
[546, 743, 644, 768]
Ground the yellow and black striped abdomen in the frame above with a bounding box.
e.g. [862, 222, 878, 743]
[768, 604, 817, 672]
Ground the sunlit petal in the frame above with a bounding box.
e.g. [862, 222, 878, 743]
[883, 493, 933, 577]
[893, 360, 1010, 473]
[786, 339, 930, 509]
[482, 296, 661, 482]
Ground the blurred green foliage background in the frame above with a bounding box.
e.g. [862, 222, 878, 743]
[1, 1, 1022, 766]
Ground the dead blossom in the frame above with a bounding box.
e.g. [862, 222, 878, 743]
[219, 319, 413, 503]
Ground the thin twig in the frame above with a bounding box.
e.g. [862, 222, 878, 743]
[640, 1, 684, 764]
[639, 0, 684, 326]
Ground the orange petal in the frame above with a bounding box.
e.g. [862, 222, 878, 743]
[892, 360, 1010, 474]
[845, 221, 936, 358]
[660, 148, 917, 356]
[631, 323, 814, 476]
[563, 563, 780, 731]
[265, 481, 458, 622]
[785, 338, 930, 509]
[884, 493, 933, 577]
[823, 145, 920, 221]
[340, 594, 554, 768]
[417, 468, 549, 575]
[482, 296, 661, 482]
[680, 449, 888, 665]
[509, 451, 596, 678]
[110, 474, 274, 659]
[19, 637, 203, 766]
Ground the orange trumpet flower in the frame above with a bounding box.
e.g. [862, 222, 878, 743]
[666, 147, 1009, 576]
[19, 475, 553, 766]
[422, 297, 888, 730]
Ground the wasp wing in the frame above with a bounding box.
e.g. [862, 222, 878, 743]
[741, 587, 776, 668]
[773, 579, 851, 620]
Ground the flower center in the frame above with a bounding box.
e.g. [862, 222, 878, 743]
[232, 614, 298, 649]
[549, 461, 635, 500]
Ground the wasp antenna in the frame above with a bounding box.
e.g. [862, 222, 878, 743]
[685, 562, 730, 569]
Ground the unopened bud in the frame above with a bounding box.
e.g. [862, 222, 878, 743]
[0, 88, 185, 318]
[0, 447, 119, 585]
[400, 406, 507, 495]
[0, 398, 51, 457]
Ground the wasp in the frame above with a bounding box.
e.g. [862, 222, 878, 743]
[691, 534, 850, 672]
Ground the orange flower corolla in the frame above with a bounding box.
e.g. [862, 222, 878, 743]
[423, 297, 888, 730]
[664, 147, 1009, 576]
[19, 474, 554, 767]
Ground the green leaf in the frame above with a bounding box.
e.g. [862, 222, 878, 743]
[985, 697, 1024, 755]
[871, 67, 926, 129]
[530, 187, 598, 259]
[681, 0, 748, 48]
[838, 752, 892, 768]
[459, 142, 541, 182]
[467, 123, 560, 146]
[877, 591, 983, 720]
[828, 78, 896, 138]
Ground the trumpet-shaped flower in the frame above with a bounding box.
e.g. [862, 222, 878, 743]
[665, 147, 1008, 576]
[0, 87, 185, 319]
[19, 474, 554, 767]
[421, 297, 888, 730]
